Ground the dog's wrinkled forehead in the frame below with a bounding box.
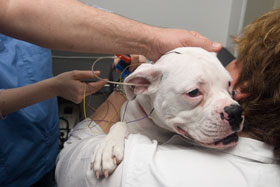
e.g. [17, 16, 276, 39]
[160, 47, 228, 76]
[123, 47, 231, 100]
[155, 47, 232, 93]
[160, 47, 220, 68]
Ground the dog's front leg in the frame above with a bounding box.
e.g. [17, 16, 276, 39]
[90, 121, 128, 179]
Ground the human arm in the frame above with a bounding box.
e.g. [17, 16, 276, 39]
[0, 0, 221, 61]
[0, 70, 106, 116]
[92, 54, 148, 133]
[90, 91, 126, 133]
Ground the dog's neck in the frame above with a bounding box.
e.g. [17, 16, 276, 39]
[135, 95, 160, 123]
[136, 101, 152, 117]
[123, 96, 174, 143]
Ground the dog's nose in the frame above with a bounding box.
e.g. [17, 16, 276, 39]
[220, 104, 243, 131]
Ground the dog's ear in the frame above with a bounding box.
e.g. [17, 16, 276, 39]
[123, 63, 162, 100]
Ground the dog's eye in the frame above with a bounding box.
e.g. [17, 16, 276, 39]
[187, 89, 201, 97]
[228, 81, 231, 87]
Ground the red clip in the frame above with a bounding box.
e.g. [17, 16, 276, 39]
[116, 54, 131, 64]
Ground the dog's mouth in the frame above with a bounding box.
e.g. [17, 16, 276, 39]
[175, 125, 189, 137]
[213, 133, 238, 145]
[175, 125, 239, 149]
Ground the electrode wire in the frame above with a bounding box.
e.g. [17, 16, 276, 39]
[121, 100, 154, 124]
[91, 56, 148, 87]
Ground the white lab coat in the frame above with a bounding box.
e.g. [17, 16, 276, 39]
[56, 120, 280, 187]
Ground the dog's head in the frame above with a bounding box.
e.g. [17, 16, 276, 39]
[123, 47, 244, 149]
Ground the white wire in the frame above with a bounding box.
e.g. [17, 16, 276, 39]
[91, 56, 148, 86]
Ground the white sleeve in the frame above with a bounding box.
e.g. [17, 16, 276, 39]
[55, 125, 155, 187]
[55, 119, 106, 187]
[55, 119, 124, 187]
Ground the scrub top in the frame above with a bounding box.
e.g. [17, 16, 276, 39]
[0, 34, 59, 187]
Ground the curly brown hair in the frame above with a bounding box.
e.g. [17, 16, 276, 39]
[233, 9, 280, 149]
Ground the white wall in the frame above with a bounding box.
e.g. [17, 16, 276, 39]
[243, 0, 274, 27]
[274, 0, 280, 8]
[81, 0, 247, 53]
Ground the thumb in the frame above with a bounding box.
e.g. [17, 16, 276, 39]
[86, 79, 108, 95]
[72, 70, 101, 80]
[192, 38, 222, 52]
[189, 31, 222, 52]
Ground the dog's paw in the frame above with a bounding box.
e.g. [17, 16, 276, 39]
[90, 136, 125, 178]
[90, 122, 127, 179]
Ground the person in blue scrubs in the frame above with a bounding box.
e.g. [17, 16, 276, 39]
[0, 35, 59, 186]
[0, 35, 107, 186]
[0, 0, 221, 186]
[0, 35, 57, 187]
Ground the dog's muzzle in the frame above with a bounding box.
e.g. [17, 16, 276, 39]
[220, 104, 243, 132]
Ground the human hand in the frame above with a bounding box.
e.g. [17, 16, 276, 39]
[52, 70, 107, 104]
[146, 28, 222, 61]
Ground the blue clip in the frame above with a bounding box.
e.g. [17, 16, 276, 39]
[116, 54, 131, 79]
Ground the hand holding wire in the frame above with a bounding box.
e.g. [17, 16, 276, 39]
[53, 70, 107, 104]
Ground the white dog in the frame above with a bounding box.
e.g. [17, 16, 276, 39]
[91, 47, 244, 178]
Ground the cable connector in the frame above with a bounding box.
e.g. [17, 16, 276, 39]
[115, 54, 132, 79]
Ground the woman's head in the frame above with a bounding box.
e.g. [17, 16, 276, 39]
[230, 9, 280, 148]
